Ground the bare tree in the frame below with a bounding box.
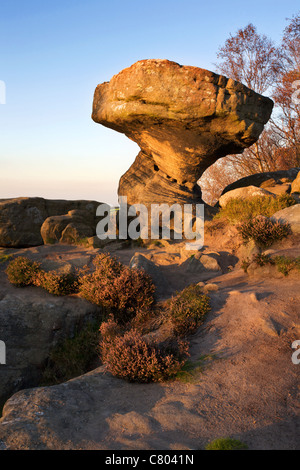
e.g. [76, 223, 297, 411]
[215, 23, 281, 95]
[271, 12, 300, 166]
[215, 23, 282, 173]
[199, 158, 239, 205]
[200, 18, 300, 204]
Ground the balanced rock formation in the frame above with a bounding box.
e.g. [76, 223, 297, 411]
[92, 59, 273, 206]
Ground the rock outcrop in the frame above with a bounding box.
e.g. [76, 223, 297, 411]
[220, 168, 300, 198]
[0, 198, 103, 248]
[291, 171, 300, 194]
[92, 59, 273, 207]
[41, 210, 96, 245]
[129, 253, 170, 298]
[271, 205, 300, 234]
[0, 291, 102, 405]
[218, 185, 276, 207]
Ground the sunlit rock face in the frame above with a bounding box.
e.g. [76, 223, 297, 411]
[92, 59, 273, 206]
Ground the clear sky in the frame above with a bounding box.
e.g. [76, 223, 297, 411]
[1, 0, 299, 205]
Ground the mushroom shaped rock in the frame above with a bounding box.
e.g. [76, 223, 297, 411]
[92, 59, 273, 206]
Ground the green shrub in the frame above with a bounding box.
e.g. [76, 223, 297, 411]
[175, 354, 216, 383]
[79, 253, 155, 325]
[241, 258, 251, 273]
[168, 284, 210, 336]
[215, 194, 295, 224]
[99, 316, 189, 383]
[244, 253, 300, 276]
[5, 256, 41, 287]
[274, 255, 300, 276]
[237, 216, 291, 248]
[0, 254, 12, 264]
[205, 438, 248, 450]
[41, 322, 101, 385]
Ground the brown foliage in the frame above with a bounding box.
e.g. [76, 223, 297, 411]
[202, 16, 300, 204]
[78, 253, 155, 324]
[99, 316, 189, 383]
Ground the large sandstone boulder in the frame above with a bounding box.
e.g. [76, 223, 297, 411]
[0, 292, 102, 405]
[271, 205, 300, 234]
[221, 168, 300, 197]
[291, 171, 300, 194]
[219, 185, 276, 208]
[0, 198, 102, 248]
[92, 59, 273, 207]
[41, 210, 96, 245]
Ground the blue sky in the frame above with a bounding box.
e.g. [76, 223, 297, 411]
[1, 0, 299, 205]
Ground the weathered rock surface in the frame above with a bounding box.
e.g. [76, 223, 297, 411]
[246, 246, 300, 278]
[291, 171, 300, 194]
[92, 59, 273, 206]
[41, 210, 96, 245]
[182, 252, 225, 282]
[0, 290, 102, 405]
[218, 185, 276, 207]
[271, 204, 300, 234]
[39, 255, 93, 274]
[184, 252, 222, 273]
[129, 253, 171, 298]
[0, 198, 103, 248]
[236, 240, 261, 263]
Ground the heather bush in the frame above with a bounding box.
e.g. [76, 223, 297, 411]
[6, 256, 41, 287]
[215, 194, 295, 224]
[35, 270, 79, 296]
[252, 253, 274, 267]
[79, 253, 155, 325]
[168, 284, 210, 337]
[100, 319, 189, 383]
[237, 216, 291, 248]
